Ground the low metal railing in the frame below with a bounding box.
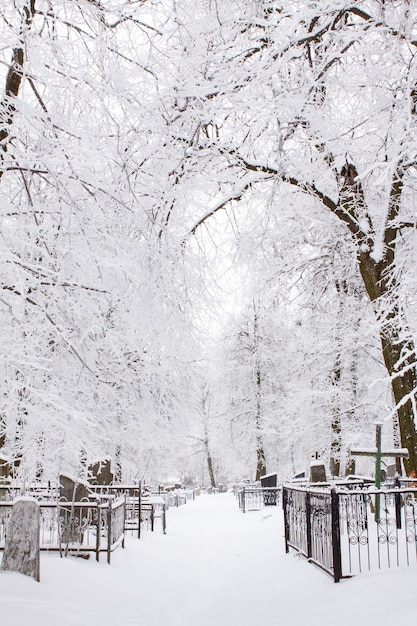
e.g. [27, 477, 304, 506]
[0, 497, 126, 563]
[124, 495, 166, 538]
[283, 483, 417, 582]
[238, 486, 281, 512]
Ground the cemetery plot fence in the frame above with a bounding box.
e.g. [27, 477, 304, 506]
[0, 497, 126, 564]
[238, 486, 281, 512]
[87, 484, 167, 538]
[283, 484, 417, 582]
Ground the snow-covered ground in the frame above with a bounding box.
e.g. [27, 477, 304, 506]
[0, 492, 416, 625]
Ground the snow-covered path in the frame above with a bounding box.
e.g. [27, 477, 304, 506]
[0, 492, 416, 625]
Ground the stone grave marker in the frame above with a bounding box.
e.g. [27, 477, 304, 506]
[260, 472, 278, 505]
[88, 459, 114, 486]
[310, 462, 327, 483]
[59, 473, 89, 502]
[0, 453, 10, 482]
[59, 474, 90, 549]
[0, 498, 40, 581]
[0, 453, 11, 500]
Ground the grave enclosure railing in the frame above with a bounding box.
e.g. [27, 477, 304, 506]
[0, 482, 199, 563]
[0, 483, 177, 563]
[282, 482, 417, 582]
[238, 486, 281, 512]
[0, 497, 126, 564]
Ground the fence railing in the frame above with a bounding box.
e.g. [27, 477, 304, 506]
[283, 484, 417, 582]
[0, 497, 126, 563]
[238, 487, 281, 512]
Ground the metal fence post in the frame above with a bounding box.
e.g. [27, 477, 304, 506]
[138, 485, 141, 539]
[282, 487, 289, 553]
[331, 488, 342, 583]
[394, 476, 402, 530]
[305, 491, 312, 560]
[122, 496, 126, 548]
[96, 503, 101, 562]
[162, 505, 166, 535]
[107, 501, 112, 565]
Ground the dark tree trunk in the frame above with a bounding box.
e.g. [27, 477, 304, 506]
[0, 1, 35, 179]
[343, 169, 417, 476]
[329, 283, 343, 478]
[255, 368, 267, 481]
[205, 443, 216, 488]
[253, 308, 267, 482]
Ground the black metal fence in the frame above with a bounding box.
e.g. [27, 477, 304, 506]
[0, 483, 200, 561]
[0, 484, 168, 563]
[0, 497, 126, 563]
[283, 484, 417, 582]
[238, 486, 281, 512]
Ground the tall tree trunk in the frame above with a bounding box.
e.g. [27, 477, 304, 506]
[345, 168, 417, 476]
[0, 1, 35, 180]
[205, 439, 216, 488]
[255, 369, 267, 481]
[253, 309, 266, 481]
[329, 279, 345, 477]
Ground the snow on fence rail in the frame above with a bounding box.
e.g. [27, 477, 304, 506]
[282, 483, 417, 582]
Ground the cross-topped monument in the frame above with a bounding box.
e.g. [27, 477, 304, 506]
[350, 422, 409, 521]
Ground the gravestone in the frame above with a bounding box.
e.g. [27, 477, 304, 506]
[345, 458, 356, 476]
[0, 453, 10, 482]
[293, 471, 305, 479]
[88, 459, 114, 486]
[59, 474, 89, 502]
[0, 498, 40, 581]
[310, 462, 327, 483]
[0, 454, 11, 500]
[59, 474, 90, 549]
[260, 472, 278, 505]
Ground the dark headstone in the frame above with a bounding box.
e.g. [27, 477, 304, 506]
[329, 456, 340, 477]
[293, 471, 305, 479]
[387, 464, 397, 478]
[59, 474, 89, 502]
[345, 458, 356, 476]
[0, 454, 11, 500]
[0, 454, 10, 483]
[260, 473, 278, 506]
[260, 473, 277, 488]
[1, 498, 40, 581]
[310, 463, 327, 483]
[59, 475, 90, 548]
[88, 459, 114, 486]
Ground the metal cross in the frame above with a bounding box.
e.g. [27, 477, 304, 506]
[350, 422, 408, 521]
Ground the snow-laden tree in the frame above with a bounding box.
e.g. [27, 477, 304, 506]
[170, 0, 417, 475]
[214, 200, 388, 481]
[0, 0, 202, 481]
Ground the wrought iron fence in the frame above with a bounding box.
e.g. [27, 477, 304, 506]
[283, 484, 417, 582]
[124, 495, 166, 538]
[238, 487, 281, 513]
[0, 497, 126, 563]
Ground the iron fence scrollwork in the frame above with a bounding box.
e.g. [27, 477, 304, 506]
[283, 484, 417, 582]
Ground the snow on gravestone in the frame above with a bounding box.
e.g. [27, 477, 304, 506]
[0, 497, 40, 581]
